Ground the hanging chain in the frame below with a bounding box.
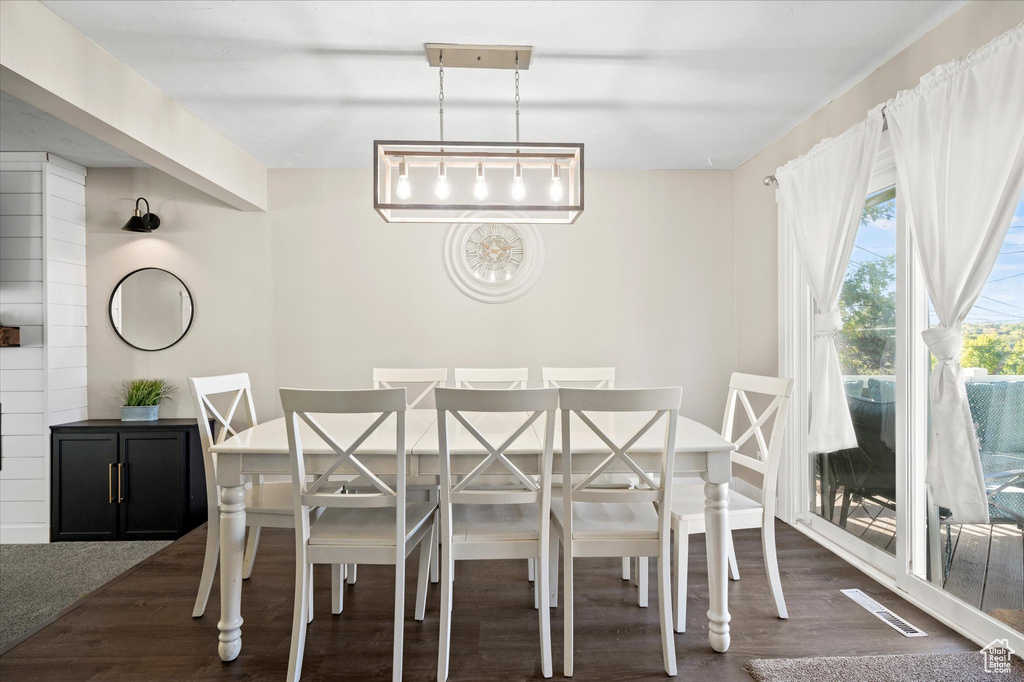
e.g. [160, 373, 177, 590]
[438, 53, 445, 143]
[514, 53, 520, 145]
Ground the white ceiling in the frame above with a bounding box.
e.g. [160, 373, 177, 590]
[39, 0, 965, 170]
[0, 91, 147, 167]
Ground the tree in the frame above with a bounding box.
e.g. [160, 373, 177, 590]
[960, 333, 1009, 374]
[837, 254, 896, 375]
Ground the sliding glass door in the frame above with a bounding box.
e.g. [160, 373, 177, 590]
[922, 192, 1024, 633]
[780, 138, 1024, 650]
[813, 183, 899, 555]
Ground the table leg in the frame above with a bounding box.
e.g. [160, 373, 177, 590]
[218, 483, 247, 661]
[703, 477, 731, 653]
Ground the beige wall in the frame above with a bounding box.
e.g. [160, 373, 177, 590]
[85, 168, 736, 428]
[733, 1, 1024, 376]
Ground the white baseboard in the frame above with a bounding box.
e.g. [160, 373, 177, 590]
[0, 523, 49, 544]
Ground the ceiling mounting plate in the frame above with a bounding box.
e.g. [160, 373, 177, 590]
[425, 43, 532, 70]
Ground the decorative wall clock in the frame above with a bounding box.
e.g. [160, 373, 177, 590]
[443, 221, 544, 303]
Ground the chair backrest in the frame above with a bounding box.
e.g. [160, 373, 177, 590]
[541, 367, 615, 389]
[721, 373, 793, 511]
[453, 367, 528, 390]
[372, 367, 448, 409]
[559, 387, 682, 506]
[189, 373, 258, 523]
[434, 387, 558, 507]
[281, 387, 407, 517]
[189, 372, 258, 481]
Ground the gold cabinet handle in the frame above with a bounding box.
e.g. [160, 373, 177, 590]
[109, 463, 114, 503]
[117, 463, 124, 503]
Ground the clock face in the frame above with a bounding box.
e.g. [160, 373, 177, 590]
[464, 224, 524, 282]
[444, 218, 544, 304]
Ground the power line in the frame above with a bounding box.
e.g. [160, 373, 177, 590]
[988, 272, 1024, 283]
[978, 294, 1024, 312]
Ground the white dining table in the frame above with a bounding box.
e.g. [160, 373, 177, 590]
[209, 409, 734, 663]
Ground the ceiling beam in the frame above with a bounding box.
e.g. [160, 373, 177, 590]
[0, 0, 267, 212]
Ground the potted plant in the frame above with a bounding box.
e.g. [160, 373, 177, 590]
[119, 379, 175, 421]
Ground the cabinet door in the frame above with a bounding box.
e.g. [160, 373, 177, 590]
[51, 433, 119, 540]
[118, 432, 185, 540]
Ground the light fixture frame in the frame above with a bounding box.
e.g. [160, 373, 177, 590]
[373, 140, 584, 224]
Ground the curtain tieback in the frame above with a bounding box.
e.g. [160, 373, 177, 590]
[813, 309, 843, 337]
[922, 325, 962, 362]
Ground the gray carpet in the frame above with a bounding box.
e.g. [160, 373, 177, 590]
[0, 540, 170, 650]
[746, 652, 1024, 681]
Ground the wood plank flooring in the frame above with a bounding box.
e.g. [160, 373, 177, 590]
[0, 521, 979, 681]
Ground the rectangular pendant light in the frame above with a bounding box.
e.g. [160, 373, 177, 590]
[373, 140, 584, 224]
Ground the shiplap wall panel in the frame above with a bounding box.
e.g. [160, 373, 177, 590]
[0, 215, 43, 238]
[0, 457, 43, 480]
[49, 283, 86, 306]
[50, 407, 88, 425]
[48, 217, 86, 245]
[0, 347, 43, 369]
[47, 261, 86, 286]
[48, 346, 87, 369]
[48, 196, 85, 225]
[1, 158, 87, 543]
[0, 259, 43, 281]
[0, 479, 46, 502]
[1, 435, 46, 458]
[49, 326, 87, 347]
[48, 304, 88, 326]
[1, 237, 44, 259]
[49, 367, 88, 391]
[49, 387, 88, 413]
[0, 171, 42, 193]
[0, 501, 47, 521]
[46, 239, 86, 265]
[1, 391, 45, 413]
[0, 281, 43, 303]
[0, 193, 43, 215]
[3, 413, 44, 435]
[0, 302, 44, 325]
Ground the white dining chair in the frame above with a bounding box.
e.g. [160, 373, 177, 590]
[189, 373, 338, 619]
[340, 368, 449, 587]
[671, 373, 793, 632]
[551, 386, 681, 677]
[453, 367, 537, 584]
[282, 387, 436, 682]
[434, 386, 558, 681]
[541, 367, 637, 590]
[453, 367, 529, 389]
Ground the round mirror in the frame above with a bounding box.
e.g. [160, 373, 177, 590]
[109, 268, 194, 351]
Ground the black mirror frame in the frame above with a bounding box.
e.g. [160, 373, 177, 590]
[108, 267, 195, 352]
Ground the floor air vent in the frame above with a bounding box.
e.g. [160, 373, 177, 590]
[841, 588, 928, 637]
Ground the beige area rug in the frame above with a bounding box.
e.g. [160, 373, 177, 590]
[745, 651, 1024, 682]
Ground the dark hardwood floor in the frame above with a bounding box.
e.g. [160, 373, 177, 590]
[0, 521, 978, 681]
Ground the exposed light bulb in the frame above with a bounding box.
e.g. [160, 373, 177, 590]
[396, 160, 411, 200]
[511, 162, 526, 202]
[549, 163, 563, 202]
[473, 161, 488, 201]
[434, 161, 449, 200]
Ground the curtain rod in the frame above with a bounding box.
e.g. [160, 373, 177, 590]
[764, 106, 889, 187]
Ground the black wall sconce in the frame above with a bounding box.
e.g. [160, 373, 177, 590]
[122, 197, 161, 233]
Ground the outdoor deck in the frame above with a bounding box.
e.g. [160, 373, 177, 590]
[818, 490, 1024, 630]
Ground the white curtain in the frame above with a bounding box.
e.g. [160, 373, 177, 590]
[777, 106, 885, 454]
[887, 26, 1024, 525]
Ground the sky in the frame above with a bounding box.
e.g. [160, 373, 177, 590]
[849, 190, 1024, 326]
